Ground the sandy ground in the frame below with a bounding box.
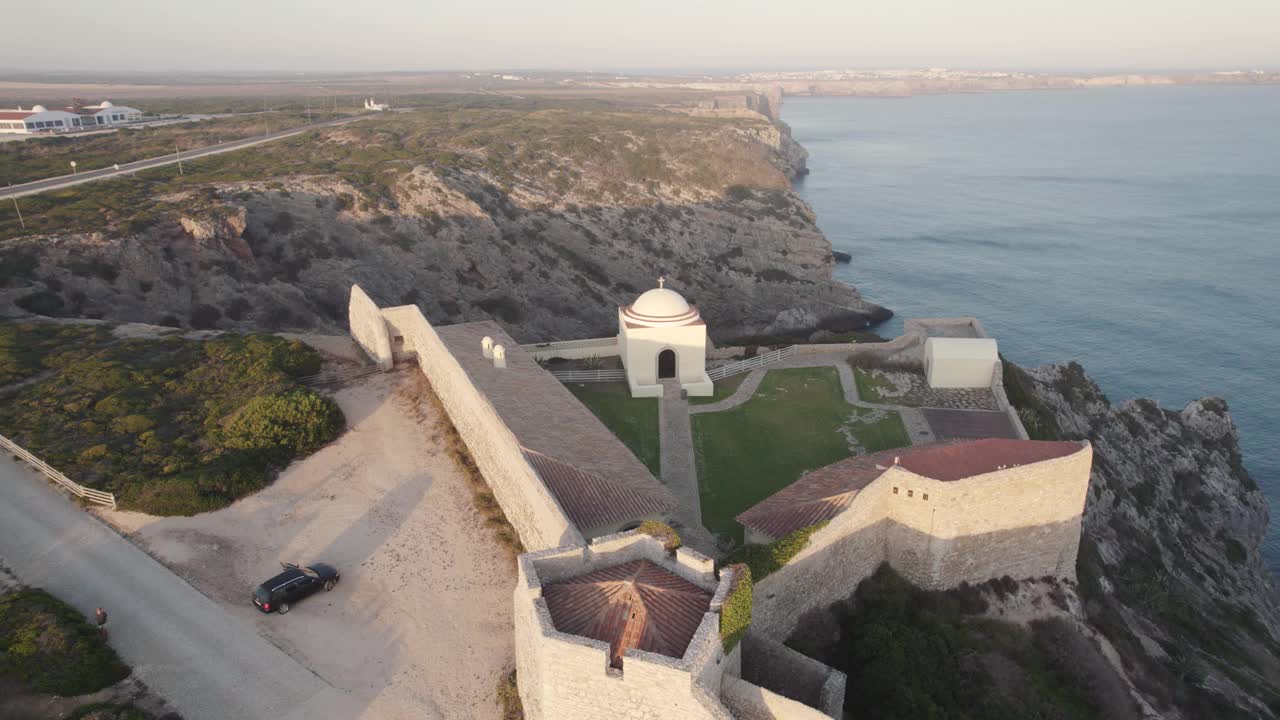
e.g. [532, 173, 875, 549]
[100, 369, 516, 720]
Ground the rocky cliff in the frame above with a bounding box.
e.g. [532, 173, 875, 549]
[1012, 361, 1280, 719]
[0, 104, 880, 343]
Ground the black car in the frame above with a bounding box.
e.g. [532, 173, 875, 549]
[252, 562, 340, 614]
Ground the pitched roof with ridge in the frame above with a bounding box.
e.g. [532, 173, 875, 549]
[542, 559, 713, 668]
[736, 439, 1085, 540]
[523, 448, 674, 531]
[433, 320, 676, 533]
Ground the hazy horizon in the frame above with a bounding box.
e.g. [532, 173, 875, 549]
[3, 0, 1279, 74]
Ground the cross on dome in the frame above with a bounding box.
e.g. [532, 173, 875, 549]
[657, 276, 665, 289]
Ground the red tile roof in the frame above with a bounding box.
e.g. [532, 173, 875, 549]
[523, 448, 674, 532]
[737, 439, 1085, 540]
[543, 559, 712, 668]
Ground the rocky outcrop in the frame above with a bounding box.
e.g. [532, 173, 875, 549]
[1014, 361, 1280, 719]
[0, 109, 884, 341]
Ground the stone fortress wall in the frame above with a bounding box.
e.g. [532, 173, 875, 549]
[515, 532, 734, 720]
[350, 286, 584, 551]
[752, 443, 1093, 640]
[515, 531, 840, 720]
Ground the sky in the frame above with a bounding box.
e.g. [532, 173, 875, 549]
[4, 0, 1279, 73]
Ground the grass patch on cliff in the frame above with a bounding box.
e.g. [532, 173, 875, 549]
[0, 323, 343, 515]
[0, 587, 130, 696]
[802, 565, 1139, 720]
[692, 367, 909, 543]
[565, 382, 660, 477]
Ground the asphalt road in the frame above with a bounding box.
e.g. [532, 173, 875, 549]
[0, 114, 373, 201]
[0, 458, 366, 720]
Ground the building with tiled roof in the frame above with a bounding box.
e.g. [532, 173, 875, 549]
[745, 438, 1093, 640]
[515, 530, 843, 720]
[349, 287, 677, 548]
[738, 439, 1085, 542]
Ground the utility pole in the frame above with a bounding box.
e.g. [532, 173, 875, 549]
[11, 196, 25, 231]
[175, 141, 184, 175]
[263, 97, 270, 135]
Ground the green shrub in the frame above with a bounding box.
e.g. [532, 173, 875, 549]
[0, 588, 130, 696]
[720, 563, 752, 652]
[722, 522, 828, 581]
[635, 520, 681, 553]
[225, 390, 344, 458]
[69, 703, 153, 720]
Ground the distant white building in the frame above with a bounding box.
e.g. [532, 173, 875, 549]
[0, 100, 143, 134]
[924, 337, 1000, 388]
[363, 97, 389, 111]
[0, 105, 85, 134]
[77, 100, 144, 126]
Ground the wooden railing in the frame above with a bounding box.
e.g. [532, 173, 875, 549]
[550, 368, 629, 383]
[0, 433, 116, 509]
[707, 345, 798, 381]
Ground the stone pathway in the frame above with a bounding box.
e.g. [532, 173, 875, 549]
[657, 380, 720, 555]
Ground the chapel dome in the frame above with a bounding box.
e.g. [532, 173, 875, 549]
[31, 105, 47, 112]
[631, 288, 690, 318]
[622, 284, 701, 327]
[100, 100, 113, 108]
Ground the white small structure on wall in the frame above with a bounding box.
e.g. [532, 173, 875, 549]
[364, 97, 390, 111]
[618, 279, 713, 397]
[924, 337, 999, 388]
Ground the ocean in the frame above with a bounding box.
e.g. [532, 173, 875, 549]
[784, 87, 1280, 569]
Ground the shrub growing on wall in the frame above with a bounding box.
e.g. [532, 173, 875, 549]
[720, 563, 753, 652]
[722, 522, 829, 581]
[635, 520, 682, 553]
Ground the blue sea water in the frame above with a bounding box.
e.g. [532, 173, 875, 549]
[784, 87, 1280, 570]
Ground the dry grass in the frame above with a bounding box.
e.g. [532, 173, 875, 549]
[495, 669, 523, 720]
[409, 372, 525, 556]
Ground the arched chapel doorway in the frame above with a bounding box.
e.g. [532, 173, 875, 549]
[657, 349, 676, 379]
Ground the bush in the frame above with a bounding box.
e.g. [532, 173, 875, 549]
[722, 522, 828, 581]
[225, 390, 344, 458]
[69, 703, 153, 720]
[0, 588, 130, 696]
[720, 563, 752, 651]
[496, 669, 523, 720]
[635, 520, 681, 553]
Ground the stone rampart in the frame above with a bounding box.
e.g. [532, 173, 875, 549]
[753, 444, 1091, 639]
[721, 677, 835, 720]
[515, 532, 734, 720]
[348, 284, 393, 369]
[350, 286, 582, 551]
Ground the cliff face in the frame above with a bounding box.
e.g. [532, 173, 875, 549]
[1014, 362, 1280, 719]
[0, 107, 883, 343]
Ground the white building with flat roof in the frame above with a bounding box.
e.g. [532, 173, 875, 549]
[78, 101, 143, 126]
[0, 105, 85, 134]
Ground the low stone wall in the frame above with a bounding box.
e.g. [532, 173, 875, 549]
[350, 287, 582, 551]
[721, 677, 835, 720]
[739, 631, 844, 718]
[752, 444, 1092, 640]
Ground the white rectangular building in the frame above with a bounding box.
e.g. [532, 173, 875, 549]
[924, 337, 999, 388]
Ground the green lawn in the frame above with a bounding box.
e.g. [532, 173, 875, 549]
[565, 382, 661, 477]
[688, 372, 749, 405]
[692, 367, 910, 543]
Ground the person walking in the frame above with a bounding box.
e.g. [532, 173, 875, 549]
[94, 606, 108, 640]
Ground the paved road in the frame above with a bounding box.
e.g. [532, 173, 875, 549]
[0, 114, 373, 201]
[0, 458, 366, 720]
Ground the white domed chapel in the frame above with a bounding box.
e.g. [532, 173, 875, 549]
[618, 278, 713, 397]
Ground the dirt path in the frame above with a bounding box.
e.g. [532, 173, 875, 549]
[102, 370, 516, 720]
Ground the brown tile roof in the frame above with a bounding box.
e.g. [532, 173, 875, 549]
[543, 559, 712, 668]
[433, 321, 675, 532]
[523, 448, 673, 531]
[737, 439, 1085, 539]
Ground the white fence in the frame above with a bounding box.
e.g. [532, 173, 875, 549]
[550, 368, 629, 383]
[0, 433, 117, 509]
[707, 345, 798, 381]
